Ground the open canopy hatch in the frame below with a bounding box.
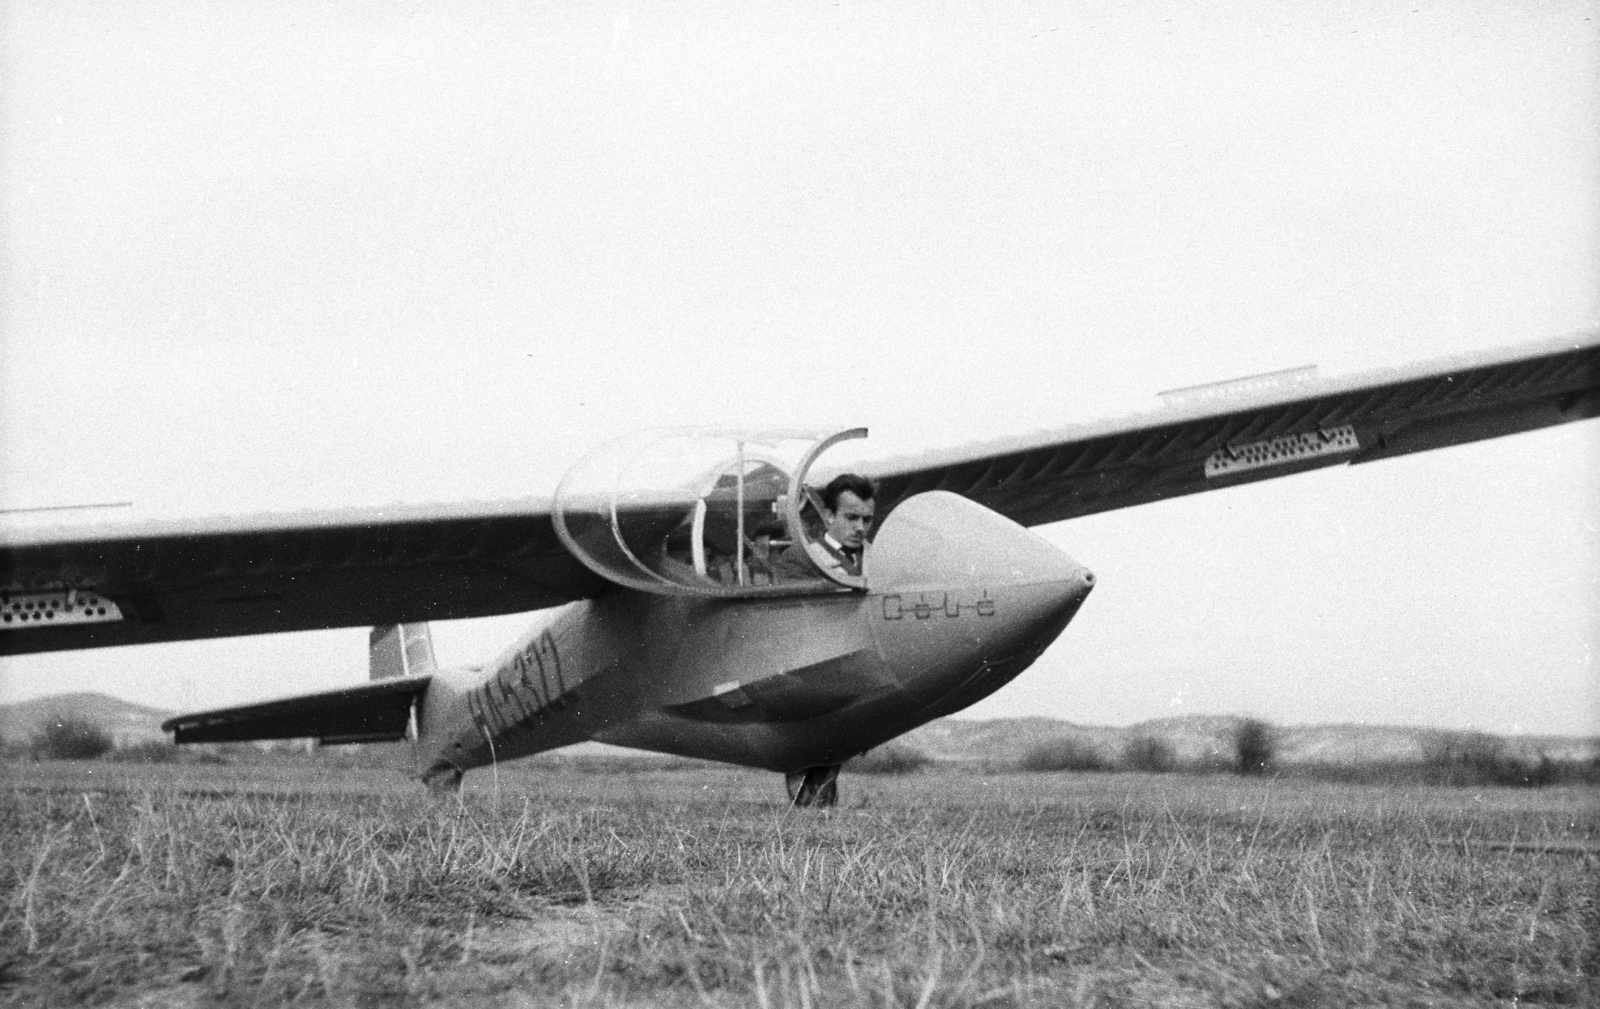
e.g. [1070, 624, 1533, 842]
[553, 428, 868, 597]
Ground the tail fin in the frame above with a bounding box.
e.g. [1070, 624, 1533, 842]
[370, 624, 437, 681]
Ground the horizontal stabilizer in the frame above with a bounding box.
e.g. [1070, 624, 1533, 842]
[162, 675, 430, 744]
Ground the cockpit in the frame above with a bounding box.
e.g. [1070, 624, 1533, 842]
[553, 428, 870, 597]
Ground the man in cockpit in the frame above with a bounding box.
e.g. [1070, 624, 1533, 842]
[774, 474, 876, 581]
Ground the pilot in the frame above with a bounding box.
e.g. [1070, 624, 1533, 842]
[775, 474, 876, 581]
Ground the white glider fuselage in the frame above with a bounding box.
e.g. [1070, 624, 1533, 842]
[415, 491, 1094, 783]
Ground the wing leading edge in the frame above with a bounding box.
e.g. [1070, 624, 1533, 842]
[862, 333, 1600, 528]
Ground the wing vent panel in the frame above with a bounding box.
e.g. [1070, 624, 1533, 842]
[1, 589, 122, 628]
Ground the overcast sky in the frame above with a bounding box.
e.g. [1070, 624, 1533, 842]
[2, 0, 1596, 735]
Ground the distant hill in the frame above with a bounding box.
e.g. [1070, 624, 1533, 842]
[903, 716, 1126, 764]
[0, 692, 175, 747]
[1, 693, 1595, 769]
[906, 714, 1600, 769]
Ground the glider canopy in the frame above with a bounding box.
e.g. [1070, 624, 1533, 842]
[553, 427, 869, 596]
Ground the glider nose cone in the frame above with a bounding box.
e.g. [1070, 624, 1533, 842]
[869, 491, 1093, 709]
[1002, 567, 1094, 660]
[870, 490, 1093, 595]
[1012, 560, 1093, 619]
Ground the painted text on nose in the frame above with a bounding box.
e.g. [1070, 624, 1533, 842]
[881, 590, 998, 621]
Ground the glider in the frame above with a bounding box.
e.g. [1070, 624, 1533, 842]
[3, 334, 1595, 804]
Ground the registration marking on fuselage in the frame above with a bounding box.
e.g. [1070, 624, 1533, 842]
[468, 629, 567, 735]
[1204, 425, 1359, 478]
[881, 590, 997, 621]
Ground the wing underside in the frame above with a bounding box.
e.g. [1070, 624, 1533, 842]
[862, 334, 1599, 528]
[2, 501, 608, 656]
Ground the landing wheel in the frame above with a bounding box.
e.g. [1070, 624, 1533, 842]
[785, 765, 840, 808]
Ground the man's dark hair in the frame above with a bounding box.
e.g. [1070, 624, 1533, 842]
[821, 473, 876, 512]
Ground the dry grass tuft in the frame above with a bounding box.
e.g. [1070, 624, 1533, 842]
[2, 760, 1595, 1006]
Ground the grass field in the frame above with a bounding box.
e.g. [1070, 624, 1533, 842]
[2, 759, 1595, 1007]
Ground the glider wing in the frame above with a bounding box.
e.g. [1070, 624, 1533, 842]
[1, 500, 607, 656]
[863, 334, 1600, 527]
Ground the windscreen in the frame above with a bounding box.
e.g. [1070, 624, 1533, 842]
[554, 428, 867, 596]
